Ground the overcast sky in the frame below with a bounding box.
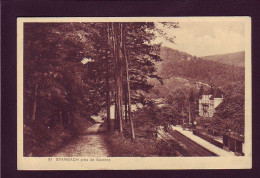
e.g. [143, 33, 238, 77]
[155, 21, 245, 57]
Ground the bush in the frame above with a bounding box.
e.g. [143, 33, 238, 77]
[23, 116, 93, 157]
[106, 132, 177, 157]
[24, 120, 71, 156]
[105, 107, 178, 157]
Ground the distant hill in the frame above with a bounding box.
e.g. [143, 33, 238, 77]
[157, 46, 195, 74]
[156, 46, 244, 87]
[160, 46, 194, 62]
[201, 51, 245, 67]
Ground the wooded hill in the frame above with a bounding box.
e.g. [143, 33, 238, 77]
[202, 51, 245, 67]
[158, 47, 244, 87]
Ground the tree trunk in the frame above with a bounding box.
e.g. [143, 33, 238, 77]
[111, 23, 119, 131]
[106, 24, 112, 131]
[31, 83, 38, 121]
[68, 112, 71, 126]
[116, 23, 124, 132]
[121, 23, 135, 139]
[108, 22, 126, 132]
[106, 64, 111, 131]
[124, 87, 128, 123]
[114, 95, 118, 130]
[59, 111, 63, 127]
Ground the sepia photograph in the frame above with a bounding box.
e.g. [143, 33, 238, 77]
[17, 17, 252, 170]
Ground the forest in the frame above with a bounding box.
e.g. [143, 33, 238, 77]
[23, 22, 179, 156]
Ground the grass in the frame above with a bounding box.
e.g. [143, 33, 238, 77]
[106, 131, 177, 157]
[23, 117, 93, 157]
[105, 108, 178, 157]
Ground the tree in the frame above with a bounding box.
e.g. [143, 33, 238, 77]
[122, 23, 135, 139]
[189, 89, 195, 127]
[24, 22, 179, 141]
[215, 81, 245, 135]
[24, 23, 102, 129]
[198, 86, 204, 96]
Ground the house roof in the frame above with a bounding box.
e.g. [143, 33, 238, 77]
[212, 88, 224, 98]
[199, 87, 224, 99]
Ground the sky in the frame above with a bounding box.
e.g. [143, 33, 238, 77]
[154, 21, 245, 57]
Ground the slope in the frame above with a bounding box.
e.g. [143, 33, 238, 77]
[201, 51, 245, 67]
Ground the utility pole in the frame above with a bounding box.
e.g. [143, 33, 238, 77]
[181, 107, 185, 127]
[189, 102, 191, 125]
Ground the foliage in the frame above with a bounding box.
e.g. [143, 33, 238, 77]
[24, 23, 100, 123]
[23, 23, 103, 155]
[106, 132, 177, 157]
[215, 81, 245, 135]
[23, 22, 177, 155]
[150, 47, 245, 135]
[160, 58, 244, 87]
[106, 106, 178, 156]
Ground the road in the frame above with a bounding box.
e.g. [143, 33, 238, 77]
[158, 129, 217, 157]
[52, 123, 109, 157]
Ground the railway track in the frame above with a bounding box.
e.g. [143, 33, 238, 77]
[158, 129, 217, 157]
[158, 131, 191, 156]
[169, 129, 217, 156]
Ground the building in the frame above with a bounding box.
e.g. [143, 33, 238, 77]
[198, 86, 224, 117]
[81, 57, 93, 65]
[223, 132, 244, 155]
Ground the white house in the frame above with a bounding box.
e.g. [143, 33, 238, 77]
[199, 87, 224, 117]
[81, 57, 93, 65]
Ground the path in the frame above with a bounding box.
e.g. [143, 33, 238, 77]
[52, 123, 109, 157]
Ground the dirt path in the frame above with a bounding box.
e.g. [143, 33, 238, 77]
[52, 123, 109, 157]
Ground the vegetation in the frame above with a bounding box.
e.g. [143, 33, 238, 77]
[23, 22, 245, 157]
[214, 81, 245, 135]
[159, 47, 244, 87]
[24, 23, 99, 156]
[150, 47, 245, 136]
[107, 132, 177, 157]
[202, 51, 245, 67]
[106, 107, 177, 156]
[23, 22, 179, 156]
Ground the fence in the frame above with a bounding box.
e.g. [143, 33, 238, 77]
[193, 130, 223, 148]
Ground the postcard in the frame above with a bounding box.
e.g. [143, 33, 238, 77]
[17, 17, 252, 170]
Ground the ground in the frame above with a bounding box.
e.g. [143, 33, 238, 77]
[52, 123, 109, 157]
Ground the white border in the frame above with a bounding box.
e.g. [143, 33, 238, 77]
[17, 17, 252, 170]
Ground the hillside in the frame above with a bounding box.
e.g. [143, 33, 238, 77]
[156, 47, 194, 74]
[201, 51, 245, 67]
[160, 46, 193, 62]
[149, 46, 245, 135]
[157, 47, 244, 87]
